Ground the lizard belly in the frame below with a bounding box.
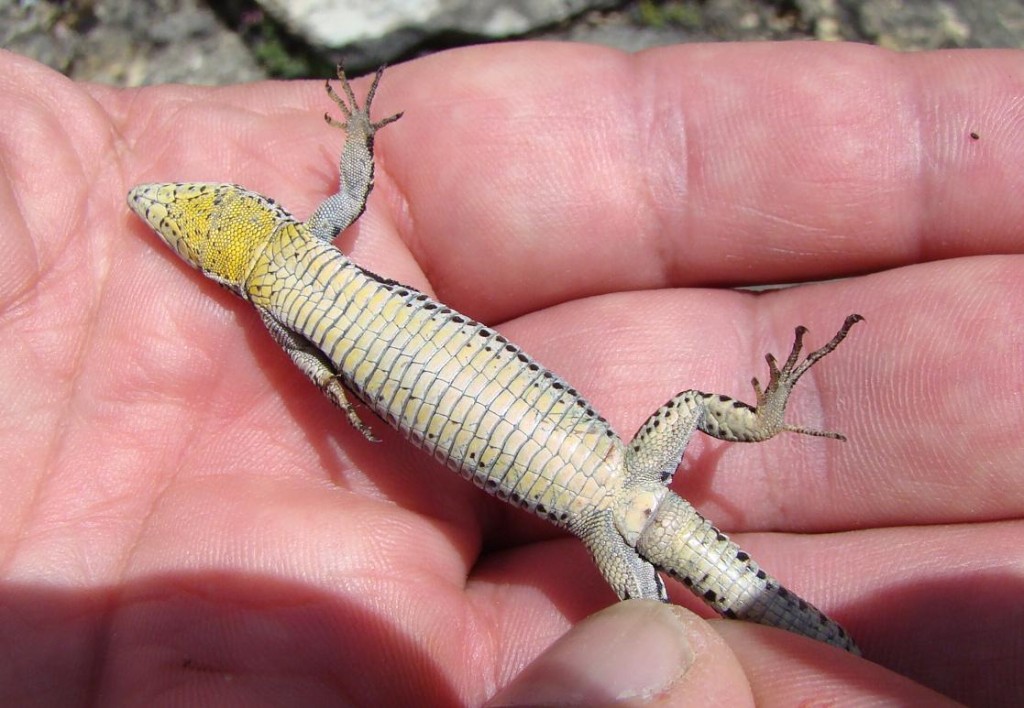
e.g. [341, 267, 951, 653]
[266, 236, 625, 523]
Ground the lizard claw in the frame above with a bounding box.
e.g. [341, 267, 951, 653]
[755, 314, 864, 440]
[325, 64, 403, 135]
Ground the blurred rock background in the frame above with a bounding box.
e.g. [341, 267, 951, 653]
[3, 0, 1023, 86]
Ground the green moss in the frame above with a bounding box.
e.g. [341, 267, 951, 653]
[636, 1, 703, 30]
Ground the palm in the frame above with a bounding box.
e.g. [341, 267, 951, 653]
[3, 43, 1022, 705]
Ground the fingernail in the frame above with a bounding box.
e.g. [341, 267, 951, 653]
[488, 600, 696, 706]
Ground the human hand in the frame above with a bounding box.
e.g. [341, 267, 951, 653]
[2, 42, 1021, 704]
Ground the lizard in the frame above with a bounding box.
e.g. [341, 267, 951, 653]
[127, 65, 863, 655]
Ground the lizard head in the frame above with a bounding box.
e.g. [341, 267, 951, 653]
[128, 182, 289, 295]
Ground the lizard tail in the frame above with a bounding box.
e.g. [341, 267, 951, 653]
[635, 492, 860, 654]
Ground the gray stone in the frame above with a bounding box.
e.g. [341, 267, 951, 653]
[256, 0, 621, 66]
[3, 0, 1024, 86]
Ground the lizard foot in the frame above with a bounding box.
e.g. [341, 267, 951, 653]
[751, 313, 864, 440]
[324, 64, 404, 138]
[325, 376, 380, 443]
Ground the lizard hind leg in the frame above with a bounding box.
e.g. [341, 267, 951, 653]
[662, 314, 863, 446]
[624, 315, 863, 484]
[624, 392, 703, 483]
[574, 511, 667, 601]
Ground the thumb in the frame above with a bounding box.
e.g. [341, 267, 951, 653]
[486, 600, 754, 707]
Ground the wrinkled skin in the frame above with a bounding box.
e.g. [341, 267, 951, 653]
[1, 43, 1022, 705]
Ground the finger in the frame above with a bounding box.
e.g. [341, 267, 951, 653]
[486, 601, 755, 707]
[0, 55, 134, 547]
[109, 45, 1024, 324]
[496, 256, 1024, 529]
[711, 620, 961, 706]
[719, 519, 1022, 689]
[380, 43, 1024, 321]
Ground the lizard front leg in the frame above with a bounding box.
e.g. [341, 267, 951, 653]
[258, 309, 379, 442]
[305, 64, 403, 243]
